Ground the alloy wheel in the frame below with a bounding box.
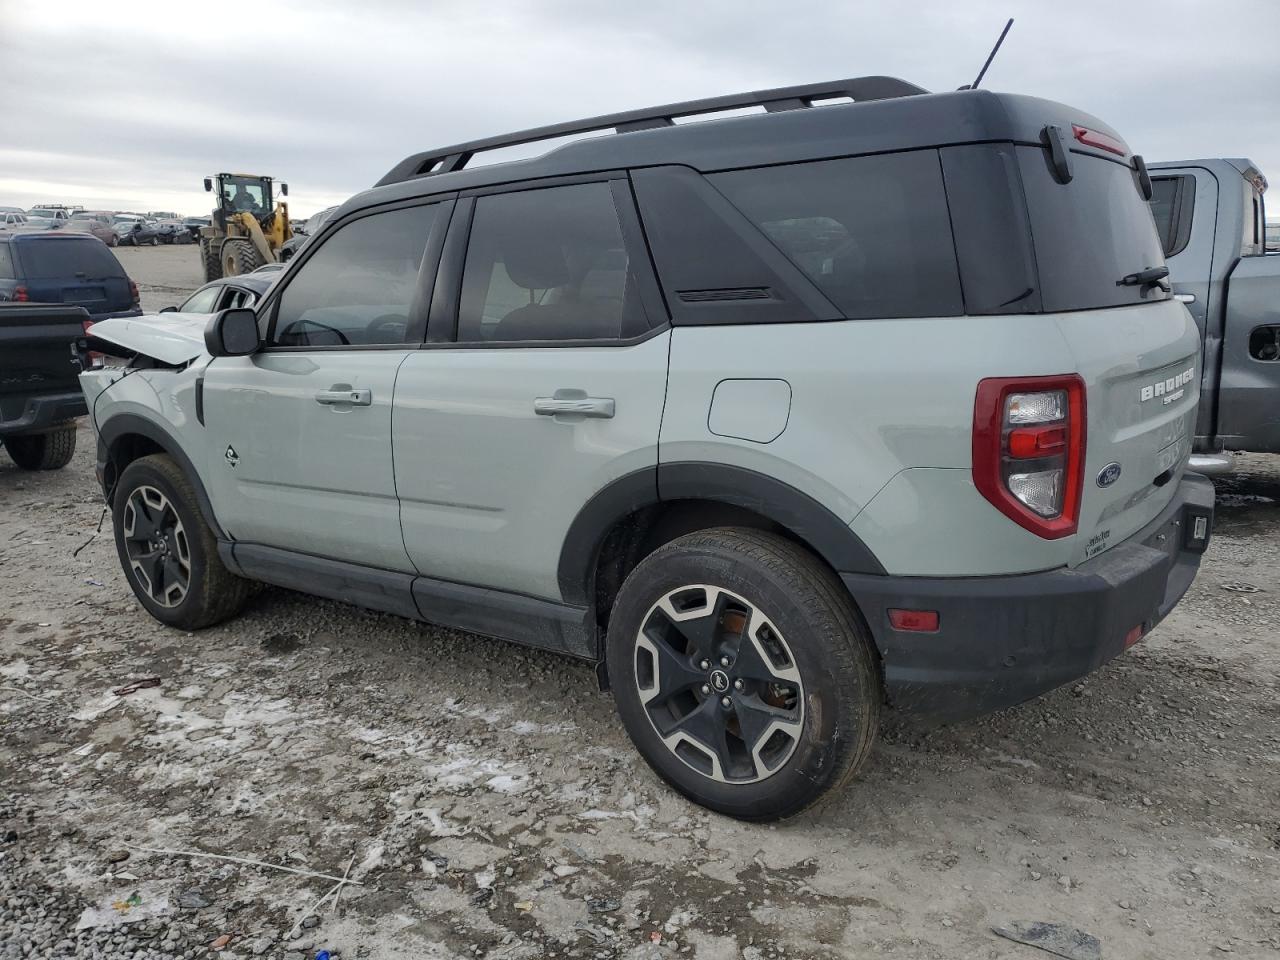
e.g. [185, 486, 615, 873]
[634, 585, 804, 783]
[122, 485, 191, 608]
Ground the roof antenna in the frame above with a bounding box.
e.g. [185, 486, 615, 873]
[960, 18, 1014, 90]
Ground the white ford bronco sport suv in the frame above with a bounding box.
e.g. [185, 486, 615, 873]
[78, 77, 1214, 820]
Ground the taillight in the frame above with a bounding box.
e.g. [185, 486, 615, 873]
[81, 319, 103, 367]
[13, 285, 28, 302]
[1071, 124, 1128, 157]
[973, 375, 1086, 539]
[128, 280, 139, 305]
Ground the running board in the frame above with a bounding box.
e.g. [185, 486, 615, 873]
[217, 541, 595, 660]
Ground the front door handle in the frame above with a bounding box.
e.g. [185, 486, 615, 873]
[315, 386, 372, 406]
[534, 395, 615, 419]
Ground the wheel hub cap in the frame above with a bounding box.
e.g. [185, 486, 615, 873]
[634, 584, 805, 784]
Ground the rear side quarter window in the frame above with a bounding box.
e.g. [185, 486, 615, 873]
[709, 151, 963, 320]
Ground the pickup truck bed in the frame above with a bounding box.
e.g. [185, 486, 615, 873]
[0, 303, 89, 470]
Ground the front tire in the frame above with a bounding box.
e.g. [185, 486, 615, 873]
[3, 426, 76, 470]
[200, 238, 222, 281]
[112, 454, 251, 630]
[606, 528, 881, 821]
[220, 238, 264, 277]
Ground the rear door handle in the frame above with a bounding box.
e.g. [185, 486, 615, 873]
[315, 387, 372, 406]
[534, 396, 615, 418]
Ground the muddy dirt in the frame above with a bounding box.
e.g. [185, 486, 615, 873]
[1, 252, 1277, 959]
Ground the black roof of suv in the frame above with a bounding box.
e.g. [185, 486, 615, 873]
[359, 78, 1129, 206]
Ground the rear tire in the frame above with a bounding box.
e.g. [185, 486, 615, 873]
[200, 238, 222, 281]
[112, 454, 251, 630]
[606, 527, 881, 821]
[221, 238, 264, 277]
[3, 426, 76, 470]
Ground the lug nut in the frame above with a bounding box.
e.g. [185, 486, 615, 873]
[720, 656, 730, 667]
[734, 679, 744, 691]
[720, 696, 731, 707]
[699, 659, 710, 670]
[701, 684, 711, 695]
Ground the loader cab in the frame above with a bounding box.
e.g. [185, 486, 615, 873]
[205, 173, 280, 227]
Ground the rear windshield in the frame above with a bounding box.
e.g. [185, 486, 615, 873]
[16, 239, 125, 279]
[710, 151, 963, 319]
[1017, 148, 1167, 312]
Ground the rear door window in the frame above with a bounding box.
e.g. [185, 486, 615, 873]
[709, 151, 963, 319]
[1018, 149, 1167, 312]
[456, 181, 650, 343]
[15, 239, 125, 279]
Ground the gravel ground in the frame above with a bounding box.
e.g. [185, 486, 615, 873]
[2, 246, 1278, 959]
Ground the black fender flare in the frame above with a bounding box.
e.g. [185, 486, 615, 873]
[97, 413, 226, 540]
[557, 461, 885, 605]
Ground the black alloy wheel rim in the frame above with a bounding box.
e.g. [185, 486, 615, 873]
[122, 485, 191, 608]
[634, 584, 805, 784]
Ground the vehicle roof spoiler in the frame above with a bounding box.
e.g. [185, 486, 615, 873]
[375, 76, 929, 187]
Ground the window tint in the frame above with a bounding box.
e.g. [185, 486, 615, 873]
[0, 243, 13, 279]
[272, 204, 438, 347]
[457, 182, 648, 343]
[16, 238, 125, 279]
[710, 151, 963, 319]
[1149, 175, 1195, 259]
[1018, 149, 1167, 312]
[1149, 177, 1179, 255]
[179, 285, 221, 313]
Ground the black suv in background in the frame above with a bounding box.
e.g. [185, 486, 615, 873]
[0, 233, 141, 320]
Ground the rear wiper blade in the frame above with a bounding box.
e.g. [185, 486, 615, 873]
[1117, 266, 1170, 287]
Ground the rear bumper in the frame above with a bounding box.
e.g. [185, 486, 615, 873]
[842, 473, 1215, 722]
[0, 389, 87, 437]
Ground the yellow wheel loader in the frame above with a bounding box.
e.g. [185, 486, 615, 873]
[199, 173, 292, 281]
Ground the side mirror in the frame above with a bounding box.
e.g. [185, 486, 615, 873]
[160, 306, 177, 314]
[280, 183, 288, 196]
[204, 178, 213, 192]
[204, 308, 260, 357]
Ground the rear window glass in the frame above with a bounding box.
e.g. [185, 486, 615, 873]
[0, 243, 13, 279]
[1017, 148, 1167, 312]
[709, 151, 963, 319]
[16, 238, 125, 280]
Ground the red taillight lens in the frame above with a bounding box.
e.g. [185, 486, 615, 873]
[128, 280, 139, 305]
[81, 319, 103, 366]
[973, 375, 1086, 539]
[13, 285, 28, 302]
[1072, 124, 1128, 157]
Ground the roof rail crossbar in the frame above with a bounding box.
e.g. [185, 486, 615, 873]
[376, 75, 928, 186]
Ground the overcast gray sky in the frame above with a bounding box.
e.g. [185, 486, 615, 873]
[2, 0, 1277, 218]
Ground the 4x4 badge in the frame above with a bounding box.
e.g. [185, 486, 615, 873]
[225, 446, 240, 468]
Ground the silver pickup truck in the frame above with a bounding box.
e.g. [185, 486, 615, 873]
[1150, 159, 1279, 471]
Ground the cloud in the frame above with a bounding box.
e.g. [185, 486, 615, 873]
[1, 0, 1277, 216]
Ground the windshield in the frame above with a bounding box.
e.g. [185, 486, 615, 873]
[28, 209, 59, 219]
[221, 177, 267, 213]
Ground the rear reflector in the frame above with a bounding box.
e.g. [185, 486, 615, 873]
[1124, 624, 1144, 648]
[888, 608, 940, 633]
[1072, 124, 1128, 157]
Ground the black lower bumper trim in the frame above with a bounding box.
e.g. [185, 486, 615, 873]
[842, 473, 1215, 722]
[0, 390, 87, 437]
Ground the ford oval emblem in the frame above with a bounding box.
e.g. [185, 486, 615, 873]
[1096, 462, 1122, 488]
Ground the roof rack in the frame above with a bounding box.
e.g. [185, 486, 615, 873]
[376, 75, 928, 187]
